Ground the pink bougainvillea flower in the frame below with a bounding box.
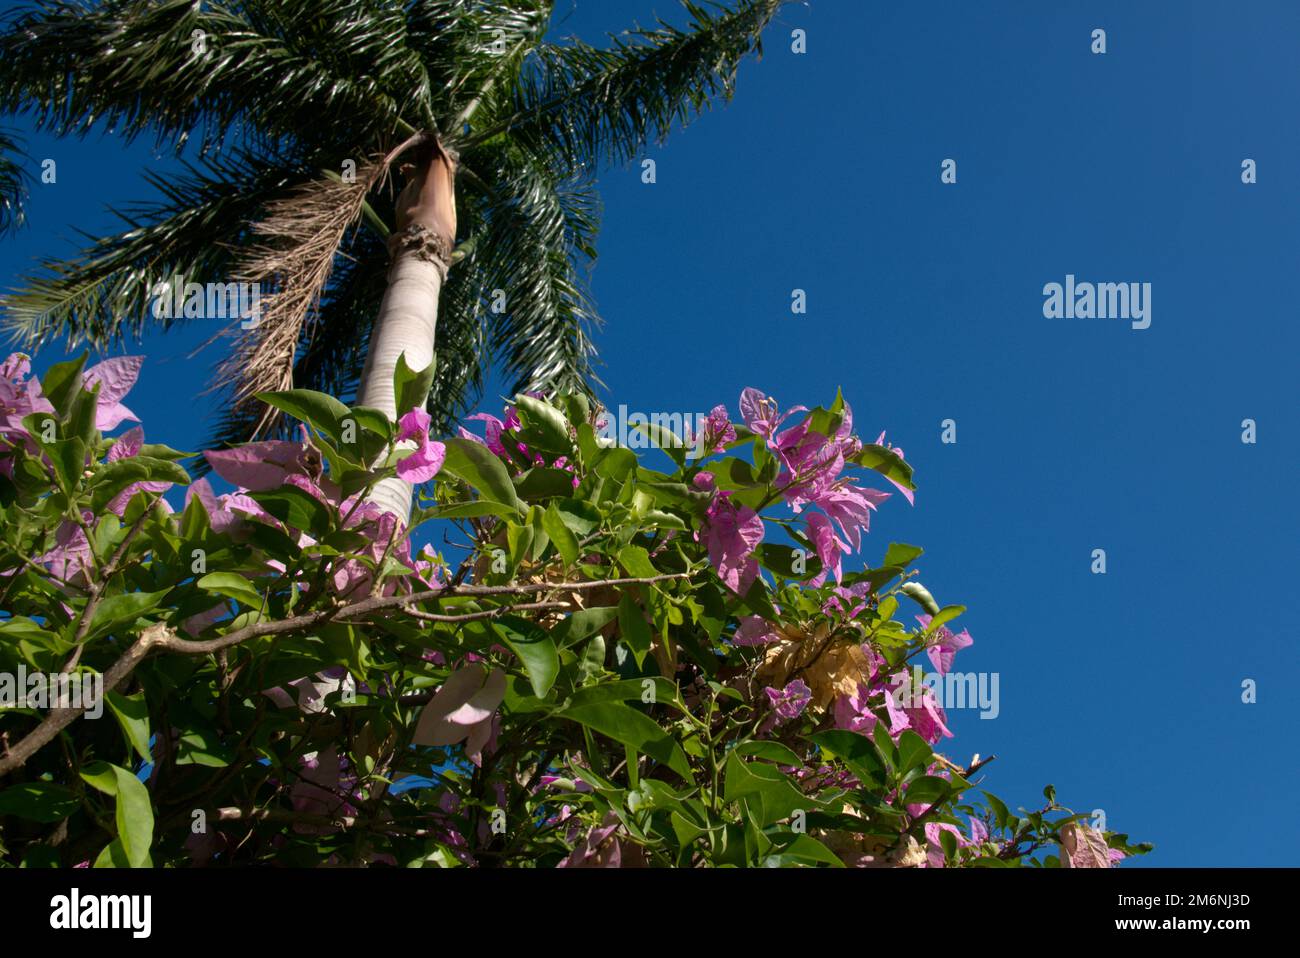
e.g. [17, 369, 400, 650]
[204, 439, 316, 491]
[686, 404, 736, 456]
[923, 822, 967, 868]
[733, 615, 780, 646]
[262, 671, 364, 720]
[460, 406, 533, 461]
[185, 478, 272, 533]
[822, 581, 873, 619]
[0, 353, 55, 475]
[738, 387, 807, 442]
[395, 407, 446, 483]
[82, 355, 143, 431]
[457, 413, 505, 455]
[882, 669, 952, 744]
[811, 484, 890, 554]
[1058, 822, 1120, 868]
[833, 681, 879, 734]
[700, 490, 764, 595]
[38, 513, 95, 583]
[764, 679, 812, 721]
[806, 511, 849, 586]
[703, 404, 736, 451]
[774, 427, 842, 506]
[557, 811, 645, 868]
[884, 677, 913, 735]
[913, 695, 954, 743]
[915, 614, 975, 676]
[289, 747, 358, 834]
[0, 352, 53, 422]
[412, 665, 507, 766]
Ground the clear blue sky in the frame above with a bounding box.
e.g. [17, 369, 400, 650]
[2, 0, 1296, 866]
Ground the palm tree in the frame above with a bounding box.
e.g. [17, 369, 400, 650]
[0, 0, 787, 517]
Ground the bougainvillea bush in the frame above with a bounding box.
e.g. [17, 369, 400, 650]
[0, 353, 1150, 868]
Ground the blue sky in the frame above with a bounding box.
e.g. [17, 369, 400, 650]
[3, 0, 1297, 866]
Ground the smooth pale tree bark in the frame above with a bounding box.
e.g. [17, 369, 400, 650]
[356, 139, 457, 520]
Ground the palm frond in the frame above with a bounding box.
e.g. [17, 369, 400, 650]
[217, 154, 392, 433]
[462, 138, 602, 401]
[0, 126, 30, 236]
[0, 148, 308, 347]
[0, 0, 424, 155]
[202, 225, 390, 457]
[474, 0, 786, 169]
[406, 0, 550, 119]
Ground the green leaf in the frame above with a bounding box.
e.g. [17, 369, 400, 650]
[851, 444, 915, 494]
[257, 389, 351, 445]
[83, 589, 171, 643]
[552, 498, 601, 536]
[733, 741, 804, 766]
[578, 634, 607, 683]
[756, 542, 822, 580]
[926, 605, 966, 631]
[92, 838, 134, 868]
[441, 437, 522, 512]
[79, 762, 153, 868]
[902, 775, 951, 806]
[559, 702, 692, 780]
[27, 432, 84, 494]
[810, 729, 888, 787]
[196, 571, 264, 609]
[39, 353, 87, 414]
[105, 690, 152, 763]
[883, 542, 924, 568]
[617, 545, 658, 579]
[0, 782, 80, 823]
[565, 677, 684, 711]
[495, 616, 559, 698]
[985, 791, 1014, 831]
[250, 486, 332, 536]
[723, 752, 815, 827]
[426, 500, 518, 521]
[90, 456, 191, 510]
[617, 592, 654, 667]
[175, 728, 233, 768]
[627, 418, 687, 466]
[514, 466, 577, 500]
[554, 606, 618, 647]
[895, 730, 933, 774]
[593, 446, 637, 484]
[514, 395, 573, 456]
[342, 405, 394, 459]
[640, 509, 686, 530]
[765, 833, 846, 868]
[393, 352, 436, 419]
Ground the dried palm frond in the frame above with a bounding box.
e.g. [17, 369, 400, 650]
[211, 154, 389, 435]
[214, 131, 450, 436]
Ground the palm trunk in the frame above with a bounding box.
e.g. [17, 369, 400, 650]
[356, 140, 457, 520]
